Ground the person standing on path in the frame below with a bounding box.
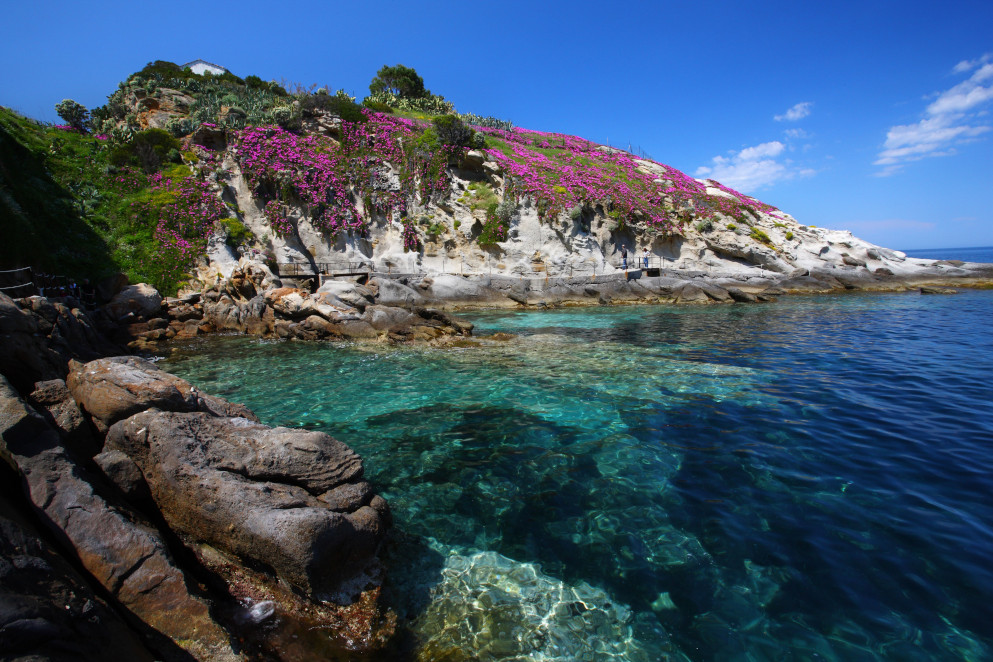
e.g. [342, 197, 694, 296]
[643, 248, 650, 269]
[621, 246, 628, 270]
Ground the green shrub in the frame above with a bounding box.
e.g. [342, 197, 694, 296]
[433, 114, 474, 147]
[749, 227, 773, 245]
[695, 219, 713, 233]
[220, 216, 255, 248]
[415, 127, 441, 153]
[467, 182, 499, 211]
[785, 231, 794, 241]
[479, 202, 509, 245]
[298, 92, 366, 123]
[55, 99, 89, 132]
[568, 204, 583, 221]
[495, 199, 516, 224]
[111, 128, 181, 172]
[727, 223, 737, 231]
[362, 99, 394, 113]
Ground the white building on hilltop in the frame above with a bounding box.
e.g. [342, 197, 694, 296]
[181, 59, 228, 76]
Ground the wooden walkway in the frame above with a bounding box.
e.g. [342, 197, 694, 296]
[277, 261, 372, 281]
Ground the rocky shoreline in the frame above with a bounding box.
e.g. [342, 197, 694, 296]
[113, 251, 993, 351]
[0, 291, 395, 660]
[2, 253, 992, 660]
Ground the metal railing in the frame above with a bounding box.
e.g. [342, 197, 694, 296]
[276, 256, 674, 281]
[0, 266, 98, 305]
[277, 261, 373, 278]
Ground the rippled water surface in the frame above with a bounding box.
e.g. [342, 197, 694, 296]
[161, 290, 993, 661]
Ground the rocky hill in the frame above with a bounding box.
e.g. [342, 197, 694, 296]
[5, 60, 990, 303]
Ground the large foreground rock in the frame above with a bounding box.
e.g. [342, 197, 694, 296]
[0, 375, 241, 661]
[105, 410, 388, 598]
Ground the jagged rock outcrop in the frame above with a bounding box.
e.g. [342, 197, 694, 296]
[0, 292, 122, 393]
[0, 490, 157, 662]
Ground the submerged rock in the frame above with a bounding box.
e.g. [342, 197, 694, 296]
[414, 550, 688, 661]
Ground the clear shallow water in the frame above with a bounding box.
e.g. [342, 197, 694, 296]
[161, 291, 993, 661]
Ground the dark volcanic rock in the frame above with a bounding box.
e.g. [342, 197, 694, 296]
[105, 410, 387, 598]
[0, 491, 156, 662]
[0, 293, 121, 394]
[28, 378, 99, 458]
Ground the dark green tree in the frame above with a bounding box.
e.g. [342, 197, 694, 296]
[368, 64, 428, 99]
[55, 99, 89, 132]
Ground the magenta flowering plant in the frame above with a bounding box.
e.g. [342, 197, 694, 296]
[401, 217, 421, 252]
[478, 206, 508, 245]
[141, 169, 227, 288]
[263, 200, 295, 237]
[470, 125, 782, 234]
[234, 110, 469, 240]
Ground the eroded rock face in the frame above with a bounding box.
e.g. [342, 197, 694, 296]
[0, 293, 121, 394]
[105, 411, 388, 598]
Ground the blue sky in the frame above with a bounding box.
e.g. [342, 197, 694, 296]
[3, 0, 991, 250]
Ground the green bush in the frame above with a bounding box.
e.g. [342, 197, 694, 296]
[369, 64, 428, 99]
[220, 216, 255, 248]
[496, 199, 516, 224]
[362, 99, 394, 113]
[299, 92, 367, 123]
[55, 99, 89, 132]
[433, 115, 475, 147]
[415, 127, 441, 154]
[785, 231, 794, 241]
[695, 219, 713, 233]
[111, 128, 181, 172]
[749, 227, 773, 245]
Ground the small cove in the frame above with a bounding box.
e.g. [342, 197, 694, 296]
[161, 290, 993, 661]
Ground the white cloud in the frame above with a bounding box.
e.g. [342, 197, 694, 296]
[952, 53, 992, 74]
[695, 141, 810, 192]
[784, 128, 809, 139]
[774, 102, 812, 121]
[875, 54, 993, 175]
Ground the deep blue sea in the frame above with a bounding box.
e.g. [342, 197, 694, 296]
[902, 246, 993, 263]
[161, 289, 993, 661]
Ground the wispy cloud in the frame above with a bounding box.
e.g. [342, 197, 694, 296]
[774, 102, 812, 122]
[695, 141, 811, 192]
[875, 54, 993, 175]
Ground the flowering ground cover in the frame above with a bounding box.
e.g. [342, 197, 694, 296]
[232, 109, 783, 255]
[476, 126, 782, 235]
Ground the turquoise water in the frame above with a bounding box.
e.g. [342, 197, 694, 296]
[161, 290, 993, 661]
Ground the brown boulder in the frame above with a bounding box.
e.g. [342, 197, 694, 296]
[105, 410, 387, 598]
[66, 356, 258, 432]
